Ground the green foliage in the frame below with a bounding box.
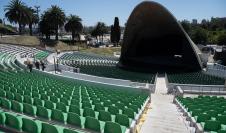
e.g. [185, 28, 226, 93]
[0, 24, 16, 35]
[110, 17, 121, 46]
[217, 33, 226, 46]
[191, 27, 208, 45]
[39, 5, 66, 40]
[0, 19, 2, 24]
[64, 15, 83, 42]
[181, 20, 191, 34]
[4, 0, 31, 34]
[91, 22, 108, 42]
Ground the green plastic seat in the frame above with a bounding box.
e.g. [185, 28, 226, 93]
[56, 102, 68, 112]
[216, 115, 226, 124]
[44, 100, 55, 109]
[23, 103, 36, 116]
[197, 114, 211, 123]
[218, 130, 226, 133]
[69, 105, 80, 115]
[115, 114, 130, 127]
[63, 128, 79, 133]
[6, 91, 14, 100]
[11, 100, 23, 113]
[204, 120, 221, 131]
[41, 123, 60, 133]
[98, 110, 111, 122]
[22, 118, 41, 133]
[82, 102, 92, 109]
[123, 108, 135, 119]
[206, 110, 218, 117]
[33, 98, 43, 106]
[0, 90, 6, 98]
[128, 105, 139, 113]
[60, 98, 70, 106]
[67, 112, 82, 127]
[14, 93, 23, 102]
[36, 106, 51, 119]
[70, 99, 80, 106]
[51, 109, 66, 123]
[108, 105, 119, 115]
[104, 121, 122, 133]
[32, 92, 40, 98]
[94, 103, 105, 111]
[24, 95, 33, 104]
[5, 113, 22, 131]
[84, 116, 101, 132]
[1, 98, 11, 109]
[83, 107, 95, 118]
[50, 96, 59, 103]
[41, 94, 49, 100]
[0, 112, 6, 125]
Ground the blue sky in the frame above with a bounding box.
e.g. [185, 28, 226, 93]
[0, 0, 225, 26]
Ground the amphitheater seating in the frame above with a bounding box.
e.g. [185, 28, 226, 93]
[176, 96, 226, 132]
[0, 44, 49, 71]
[34, 51, 49, 60]
[0, 69, 149, 133]
[167, 71, 225, 85]
[59, 52, 155, 83]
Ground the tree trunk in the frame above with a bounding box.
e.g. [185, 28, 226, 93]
[55, 28, 58, 40]
[29, 23, 33, 36]
[72, 32, 75, 45]
[18, 23, 22, 34]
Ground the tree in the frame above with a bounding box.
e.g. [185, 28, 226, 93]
[94, 22, 108, 42]
[26, 7, 38, 36]
[4, 0, 30, 34]
[45, 5, 66, 40]
[180, 20, 191, 34]
[217, 33, 226, 46]
[0, 19, 2, 24]
[110, 17, 121, 46]
[39, 11, 54, 39]
[191, 27, 208, 45]
[64, 15, 83, 43]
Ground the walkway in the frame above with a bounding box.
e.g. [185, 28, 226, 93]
[140, 76, 191, 133]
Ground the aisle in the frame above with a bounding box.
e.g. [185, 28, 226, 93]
[140, 76, 190, 133]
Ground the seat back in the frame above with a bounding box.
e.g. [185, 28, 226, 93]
[84, 116, 100, 132]
[51, 109, 65, 123]
[98, 110, 111, 121]
[83, 107, 95, 118]
[41, 123, 59, 133]
[5, 113, 22, 131]
[23, 103, 36, 116]
[67, 112, 82, 127]
[104, 121, 122, 133]
[204, 120, 221, 131]
[22, 118, 40, 133]
[115, 114, 130, 127]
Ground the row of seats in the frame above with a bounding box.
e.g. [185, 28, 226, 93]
[0, 109, 84, 133]
[34, 51, 49, 60]
[167, 71, 225, 85]
[176, 96, 226, 132]
[59, 52, 155, 83]
[0, 69, 149, 133]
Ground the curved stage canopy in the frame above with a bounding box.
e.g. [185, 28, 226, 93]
[119, 1, 202, 72]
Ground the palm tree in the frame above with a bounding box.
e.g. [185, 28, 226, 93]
[39, 11, 54, 39]
[27, 7, 38, 36]
[64, 15, 83, 43]
[46, 5, 66, 40]
[4, 0, 30, 34]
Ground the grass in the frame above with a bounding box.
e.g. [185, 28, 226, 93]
[80, 47, 121, 56]
[0, 35, 40, 46]
[0, 35, 120, 56]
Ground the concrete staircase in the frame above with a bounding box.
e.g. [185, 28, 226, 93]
[140, 76, 191, 133]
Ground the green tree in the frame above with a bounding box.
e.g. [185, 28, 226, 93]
[191, 27, 208, 45]
[217, 33, 226, 46]
[27, 7, 38, 36]
[45, 5, 66, 40]
[0, 19, 2, 24]
[95, 22, 108, 42]
[4, 0, 30, 34]
[111, 17, 121, 46]
[180, 20, 191, 34]
[64, 15, 83, 43]
[39, 11, 54, 39]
